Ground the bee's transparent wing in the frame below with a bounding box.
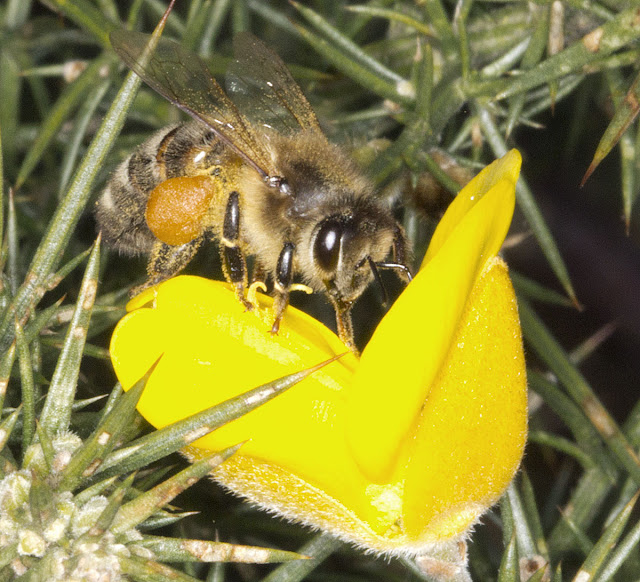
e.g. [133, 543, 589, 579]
[110, 29, 276, 178]
[226, 32, 325, 137]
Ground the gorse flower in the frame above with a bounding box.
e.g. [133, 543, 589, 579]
[110, 150, 527, 574]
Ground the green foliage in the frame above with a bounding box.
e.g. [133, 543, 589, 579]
[1, 0, 640, 580]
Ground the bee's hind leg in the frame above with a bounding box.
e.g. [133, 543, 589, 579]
[270, 242, 295, 336]
[221, 191, 252, 310]
[132, 238, 202, 296]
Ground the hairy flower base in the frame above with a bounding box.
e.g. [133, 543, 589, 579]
[111, 150, 527, 563]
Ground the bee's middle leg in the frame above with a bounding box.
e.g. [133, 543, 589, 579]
[221, 191, 252, 310]
[132, 238, 202, 296]
[270, 242, 295, 335]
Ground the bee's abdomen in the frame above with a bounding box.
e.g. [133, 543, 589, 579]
[96, 125, 180, 255]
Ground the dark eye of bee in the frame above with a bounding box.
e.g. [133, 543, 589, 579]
[314, 218, 343, 272]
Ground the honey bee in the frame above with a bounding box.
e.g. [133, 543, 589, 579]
[96, 29, 410, 350]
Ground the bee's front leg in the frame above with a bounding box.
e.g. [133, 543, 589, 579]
[133, 238, 202, 296]
[270, 242, 295, 335]
[221, 191, 253, 310]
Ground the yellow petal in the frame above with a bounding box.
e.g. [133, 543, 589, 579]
[402, 257, 527, 541]
[112, 277, 388, 525]
[112, 276, 355, 392]
[423, 149, 522, 265]
[346, 150, 522, 483]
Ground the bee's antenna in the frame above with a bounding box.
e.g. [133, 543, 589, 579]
[375, 262, 413, 282]
[367, 256, 389, 308]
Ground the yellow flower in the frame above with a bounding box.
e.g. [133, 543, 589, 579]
[110, 150, 527, 562]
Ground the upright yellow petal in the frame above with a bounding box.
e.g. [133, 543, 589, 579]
[424, 149, 522, 264]
[346, 150, 522, 483]
[402, 257, 527, 540]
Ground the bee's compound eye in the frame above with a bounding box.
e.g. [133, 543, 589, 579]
[314, 219, 342, 272]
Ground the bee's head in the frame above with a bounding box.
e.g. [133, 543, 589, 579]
[310, 207, 406, 307]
